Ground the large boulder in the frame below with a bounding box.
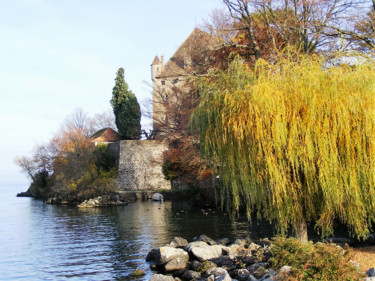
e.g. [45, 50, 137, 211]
[157, 247, 189, 265]
[186, 241, 228, 261]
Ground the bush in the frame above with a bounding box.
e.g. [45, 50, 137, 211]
[270, 237, 364, 280]
[93, 144, 116, 172]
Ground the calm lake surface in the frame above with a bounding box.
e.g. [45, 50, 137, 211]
[1, 184, 278, 281]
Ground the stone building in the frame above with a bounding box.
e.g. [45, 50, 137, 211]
[115, 29, 222, 192]
[151, 28, 222, 135]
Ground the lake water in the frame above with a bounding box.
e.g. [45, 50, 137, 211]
[1, 184, 275, 281]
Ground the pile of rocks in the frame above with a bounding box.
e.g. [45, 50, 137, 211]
[146, 235, 285, 281]
[77, 192, 137, 208]
[146, 235, 375, 281]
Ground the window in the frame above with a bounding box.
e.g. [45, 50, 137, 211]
[172, 78, 179, 84]
[161, 80, 165, 85]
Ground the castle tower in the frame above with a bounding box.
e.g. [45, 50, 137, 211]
[151, 55, 163, 81]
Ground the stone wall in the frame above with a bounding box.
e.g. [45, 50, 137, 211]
[116, 140, 171, 191]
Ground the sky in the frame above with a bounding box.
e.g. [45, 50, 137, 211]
[0, 0, 224, 187]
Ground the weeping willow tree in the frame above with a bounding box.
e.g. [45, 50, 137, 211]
[191, 53, 375, 241]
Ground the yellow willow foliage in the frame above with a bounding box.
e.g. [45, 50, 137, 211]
[191, 53, 375, 239]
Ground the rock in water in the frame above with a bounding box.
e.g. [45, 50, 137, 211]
[150, 274, 175, 281]
[157, 247, 189, 265]
[129, 270, 145, 277]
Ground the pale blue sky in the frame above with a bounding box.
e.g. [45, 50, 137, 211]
[0, 0, 223, 186]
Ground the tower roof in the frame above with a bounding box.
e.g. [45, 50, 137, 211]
[156, 28, 222, 78]
[151, 55, 160, 66]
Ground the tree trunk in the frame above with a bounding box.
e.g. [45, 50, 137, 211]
[295, 218, 308, 242]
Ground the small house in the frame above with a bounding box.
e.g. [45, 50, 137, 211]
[90, 128, 120, 146]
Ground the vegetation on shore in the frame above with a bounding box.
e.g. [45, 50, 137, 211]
[15, 109, 118, 202]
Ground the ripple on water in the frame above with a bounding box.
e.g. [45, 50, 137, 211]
[0, 187, 261, 281]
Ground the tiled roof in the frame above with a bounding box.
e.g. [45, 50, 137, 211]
[90, 128, 120, 142]
[157, 28, 222, 78]
[151, 55, 160, 66]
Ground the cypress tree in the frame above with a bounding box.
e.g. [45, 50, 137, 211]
[111, 68, 141, 140]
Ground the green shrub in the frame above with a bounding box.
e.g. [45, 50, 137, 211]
[93, 144, 116, 172]
[270, 237, 364, 281]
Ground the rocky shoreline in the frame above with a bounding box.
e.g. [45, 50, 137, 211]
[16, 190, 168, 207]
[145, 235, 375, 281]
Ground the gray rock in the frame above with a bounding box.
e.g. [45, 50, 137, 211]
[182, 270, 201, 280]
[367, 268, 375, 277]
[190, 260, 201, 271]
[157, 247, 189, 265]
[236, 255, 259, 266]
[279, 266, 291, 274]
[207, 267, 228, 277]
[192, 245, 227, 261]
[247, 263, 266, 274]
[197, 234, 217, 245]
[164, 257, 188, 272]
[234, 269, 252, 281]
[186, 241, 208, 252]
[216, 238, 230, 246]
[186, 241, 227, 261]
[259, 269, 278, 281]
[234, 269, 250, 276]
[169, 237, 188, 248]
[146, 248, 159, 262]
[210, 256, 235, 268]
[215, 273, 232, 281]
[150, 274, 175, 281]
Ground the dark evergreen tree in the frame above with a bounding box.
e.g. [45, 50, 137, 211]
[110, 68, 141, 139]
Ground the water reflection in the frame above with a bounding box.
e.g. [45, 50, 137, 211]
[0, 186, 276, 281]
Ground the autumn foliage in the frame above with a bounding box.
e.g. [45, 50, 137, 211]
[15, 110, 117, 200]
[191, 52, 375, 240]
